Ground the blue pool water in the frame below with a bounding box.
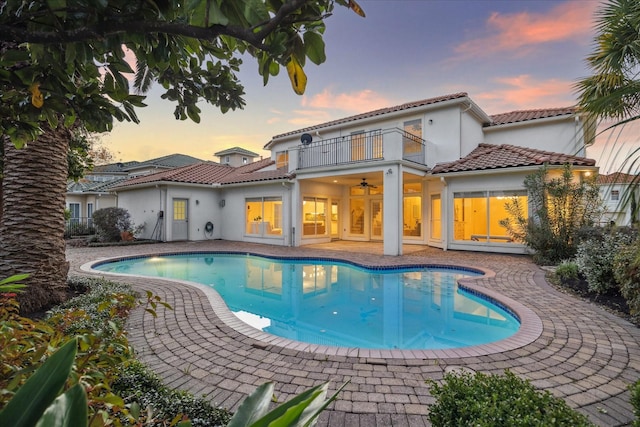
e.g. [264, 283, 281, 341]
[94, 253, 520, 350]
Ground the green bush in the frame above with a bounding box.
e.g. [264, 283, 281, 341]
[555, 260, 579, 282]
[614, 243, 640, 320]
[631, 379, 640, 427]
[113, 360, 232, 427]
[92, 207, 133, 242]
[576, 228, 637, 294]
[427, 370, 593, 426]
[500, 164, 603, 265]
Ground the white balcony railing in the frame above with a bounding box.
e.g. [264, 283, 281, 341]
[297, 128, 426, 170]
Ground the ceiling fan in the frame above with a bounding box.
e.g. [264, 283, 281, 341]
[359, 178, 377, 188]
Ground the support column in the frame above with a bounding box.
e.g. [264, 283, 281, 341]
[383, 165, 403, 256]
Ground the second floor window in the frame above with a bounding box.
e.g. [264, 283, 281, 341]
[276, 151, 289, 169]
[403, 119, 422, 154]
[611, 190, 620, 201]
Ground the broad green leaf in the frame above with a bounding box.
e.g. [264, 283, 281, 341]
[0, 49, 31, 65]
[227, 382, 275, 427]
[188, 0, 228, 27]
[298, 380, 350, 426]
[35, 383, 87, 427]
[303, 31, 326, 66]
[0, 339, 78, 427]
[248, 383, 327, 427]
[46, 0, 67, 18]
[0, 273, 29, 285]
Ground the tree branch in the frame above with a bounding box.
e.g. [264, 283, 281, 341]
[0, 0, 319, 52]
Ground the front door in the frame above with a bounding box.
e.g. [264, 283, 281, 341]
[371, 199, 383, 240]
[172, 198, 188, 241]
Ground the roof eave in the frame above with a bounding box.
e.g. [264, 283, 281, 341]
[430, 163, 597, 178]
[264, 95, 474, 149]
[484, 113, 577, 132]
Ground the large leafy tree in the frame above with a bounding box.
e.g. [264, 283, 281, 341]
[0, 0, 365, 313]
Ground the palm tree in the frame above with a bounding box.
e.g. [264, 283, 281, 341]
[576, 0, 640, 121]
[0, 126, 70, 313]
[576, 0, 640, 224]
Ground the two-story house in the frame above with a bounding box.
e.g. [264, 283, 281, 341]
[597, 172, 639, 225]
[113, 92, 597, 255]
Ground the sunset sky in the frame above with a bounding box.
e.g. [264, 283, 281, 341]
[102, 0, 638, 173]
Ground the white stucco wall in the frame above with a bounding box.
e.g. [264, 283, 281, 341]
[117, 185, 222, 241]
[484, 118, 585, 156]
[218, 183, 291, 246]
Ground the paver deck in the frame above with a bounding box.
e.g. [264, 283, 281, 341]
[67, 240, 640, 426]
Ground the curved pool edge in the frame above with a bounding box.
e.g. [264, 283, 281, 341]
[80, 252, 543, 360]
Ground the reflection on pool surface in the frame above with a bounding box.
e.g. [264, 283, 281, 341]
[94, 253, 520, 350]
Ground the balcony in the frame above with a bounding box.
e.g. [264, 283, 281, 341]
[297, 128, 426, 170]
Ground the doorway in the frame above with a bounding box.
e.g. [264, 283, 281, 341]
[172, 198, 188, 240]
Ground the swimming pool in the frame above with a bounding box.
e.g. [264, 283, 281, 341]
[94, 252, 520, 350]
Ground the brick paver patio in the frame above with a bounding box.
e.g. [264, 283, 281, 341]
[67, 240, 640, 426]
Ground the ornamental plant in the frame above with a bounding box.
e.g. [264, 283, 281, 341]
[500, 164, 603, 265]
[427, 370, 594, 426]
[575, 227, 638, 294]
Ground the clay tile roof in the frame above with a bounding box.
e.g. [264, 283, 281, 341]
[270, 92, 469, 141]
[596, 172, 639, 184]
[220, 158, 292, 184]
[487, 107, 576, 126]
[431, 143, 596, 174]
[113, 158, 289, 188]
[114, 162, 232, 187]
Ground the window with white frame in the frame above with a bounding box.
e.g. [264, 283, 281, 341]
[276, 151, 289, 169]
[302, 197, 328, 236]
[611, 190, 620, 201]
[68, 203, 80, 224]
[246, 197, 283, 236]
[453, 190, 527, 243]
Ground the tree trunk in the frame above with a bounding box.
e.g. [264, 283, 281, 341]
[0, 126, 70, 314]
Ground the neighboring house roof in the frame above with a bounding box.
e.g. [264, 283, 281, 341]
[91, 161, 138, 174]
[487, 107, 576, 127]
[113, 158, 289, 189]
[597, 172, 639, 185]
[67, 178, 127, 193]
[431, 143, 596, 174]
[91, 154, 205, 174]
[214, 146, 259, 157]
[267, 92, 473, 144]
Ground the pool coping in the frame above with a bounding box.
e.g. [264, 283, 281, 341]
[81, 251, 543, 360]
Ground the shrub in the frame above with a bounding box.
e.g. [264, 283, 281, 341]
[614, 243, 640, 320]
[92, 207, 133, 242]
[500, 164, 603, 265]
[113, 360, 232, 427]
[555, 260, 579, 282]
[576, 227, 638, 294]
[427, 370, 594, 426]
[631, 379, 640, 427]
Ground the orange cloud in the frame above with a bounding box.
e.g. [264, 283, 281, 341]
[475, 75, 575, 114]
[302, 88, 393, 113]
[455, 1, 598, 57]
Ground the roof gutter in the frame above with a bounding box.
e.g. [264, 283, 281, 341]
[429, 164, 598, 179]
